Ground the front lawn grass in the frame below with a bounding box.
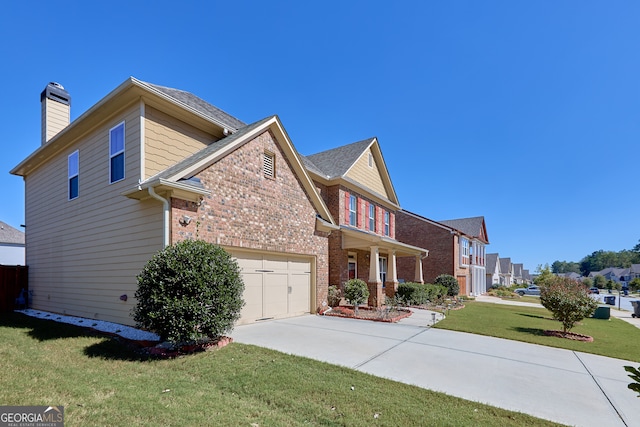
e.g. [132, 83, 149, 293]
[0, 312, 561, 427]
[435, 301, 640, 362]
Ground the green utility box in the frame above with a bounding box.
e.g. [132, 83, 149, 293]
[592, 305, 610, 320]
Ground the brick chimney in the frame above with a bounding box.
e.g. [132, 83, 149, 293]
[40, 82, 71, 145]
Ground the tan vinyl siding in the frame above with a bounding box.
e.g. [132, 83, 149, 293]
[144, 106, 217, 179]
[345, 149, 388, 197]
[25, 105, 162, 326]
[41, 98, 70, 144]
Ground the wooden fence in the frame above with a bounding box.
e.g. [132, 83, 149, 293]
[0, 265, 28, 312]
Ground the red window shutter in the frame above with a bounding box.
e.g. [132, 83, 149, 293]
[357, 198, 363, 228]
[344, 191, 350, 225]
[390, 212, 395, 238]
[376, 206, 383, 234]
[364, 201, 370, 230]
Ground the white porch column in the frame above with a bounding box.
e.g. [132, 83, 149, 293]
[369, 246, 380, 283]
[388, 250, 397, 283]
[415, 255, 424, 284]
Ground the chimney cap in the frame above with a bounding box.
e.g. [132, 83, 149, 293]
[41, 81, 70, 105]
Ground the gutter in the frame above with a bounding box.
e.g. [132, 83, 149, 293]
[148, 187, 170, 247]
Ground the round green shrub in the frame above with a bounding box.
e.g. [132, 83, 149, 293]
[343, 279, 369, 313]
[327, 285, 342, 307]
[434, 274, 460, 296]
[133, 239, 245, 343]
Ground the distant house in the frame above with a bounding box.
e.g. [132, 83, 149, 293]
[485, 253, 501, 287]
[499, 257, 513, 286]
[0, 221, 25, 265]
[589, 267, 633, 287]
[556, 272, 582, 281]
[512, 263, 524, 284]
[395, 213, 489, 296]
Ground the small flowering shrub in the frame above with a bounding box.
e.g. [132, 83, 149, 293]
[540, 276, 598, 336]
[327, 285, 342, 307]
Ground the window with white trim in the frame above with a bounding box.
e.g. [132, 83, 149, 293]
[109, 122, 125, 183]
[460, 238, 470, 265]
[349, 195, 357, 226]
[384, 211, 390, 236]
[263, 151, 275, 178]
[68, 150, 79, 200]
[368, 203, 375, 231]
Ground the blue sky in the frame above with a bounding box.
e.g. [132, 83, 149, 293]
[1, 1, 638, 272]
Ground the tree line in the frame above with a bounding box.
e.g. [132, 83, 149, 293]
[551, 240, 640, 276]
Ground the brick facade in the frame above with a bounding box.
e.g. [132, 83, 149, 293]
[395, 210, 470, 289]
[170, 129, 330, 311]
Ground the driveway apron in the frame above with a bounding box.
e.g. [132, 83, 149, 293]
[232, 314, 640, 427]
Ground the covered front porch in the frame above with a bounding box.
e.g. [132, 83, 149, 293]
[341, 227, 428, 306]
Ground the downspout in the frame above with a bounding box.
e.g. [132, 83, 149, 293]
[148, 187, 170, 247]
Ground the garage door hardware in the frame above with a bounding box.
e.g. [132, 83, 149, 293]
[255, 269, 275, 273]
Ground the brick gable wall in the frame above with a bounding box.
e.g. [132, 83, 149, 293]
[170, 129, 330, 309]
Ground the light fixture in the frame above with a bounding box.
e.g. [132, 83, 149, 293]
[179, 215, 192, 226]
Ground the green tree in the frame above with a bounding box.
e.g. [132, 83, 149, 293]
[582, 277, 593, 288]
[534, 265, 554, 287]
[133, 240, 245, 344]
[551, 261, 581, 274]
[629, 278, 640, 293]
[539, 276, 598, 336]
[593, 275, 607, 289]
[344, 279, 369, 314]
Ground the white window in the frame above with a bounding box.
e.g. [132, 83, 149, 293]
[349, 195, 357, 226]
[379, 256, 387, 284]
[68, 150, 79, 200]
[110, 122, 125, 183]
[368, 204, 375, 231]
[263, 151, 275, 178]
[461, 238, 470, 265]
[384, 211, 390, 236]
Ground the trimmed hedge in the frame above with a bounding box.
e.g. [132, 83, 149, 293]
[133, 239, 245, 344]
[396, 282, 447, 305]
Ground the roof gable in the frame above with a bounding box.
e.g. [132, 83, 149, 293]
[303, 138, 399, 205]
[128, 115, 335, 225]
[438, 216, 489, 243]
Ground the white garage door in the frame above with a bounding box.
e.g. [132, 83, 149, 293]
[231, 251, 312, 324]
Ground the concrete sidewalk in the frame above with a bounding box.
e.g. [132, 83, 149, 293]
[232, 313, 640, 427]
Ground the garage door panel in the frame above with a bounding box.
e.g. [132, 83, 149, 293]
[232, 250, 312, 324]
[239, 273, 264, 322]
[264, 273, 288, 317]
[289, 272, 310, 314]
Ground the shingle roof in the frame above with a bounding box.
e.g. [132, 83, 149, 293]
[438, 216, 487, 242]
[145, 82, 246, 131]
[303, 138, 375, 179]
[0, 221, 25, 245]
[486, 253, 499, 273]
[499, 257, 512, 274]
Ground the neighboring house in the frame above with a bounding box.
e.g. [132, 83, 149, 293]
[556, 272, 582, 281]
[522, 269, 531, 284]
[632, 264, 640, 280]
[302, 139, 428, 306]
[485, 253, 501, 287]
[11, 79, 337, 326]
[499, 257, 513, 287]
[395, 213, 489, 296]
[0, 221, 25, 265]
[512, 263, 524, 284]
[589, 267, 632, 287]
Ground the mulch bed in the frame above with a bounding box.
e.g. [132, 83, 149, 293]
[323, 306, 412, 323]
[113, 335, 234, 359]
[543, 330, 594, 342]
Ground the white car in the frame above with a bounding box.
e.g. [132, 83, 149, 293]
[514, 285, 540, 296]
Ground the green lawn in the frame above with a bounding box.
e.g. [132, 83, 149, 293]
[0, 312, 562, 427]
[435, 301, 640, 362]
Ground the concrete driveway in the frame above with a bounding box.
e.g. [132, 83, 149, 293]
[232, 311, 640, 427]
